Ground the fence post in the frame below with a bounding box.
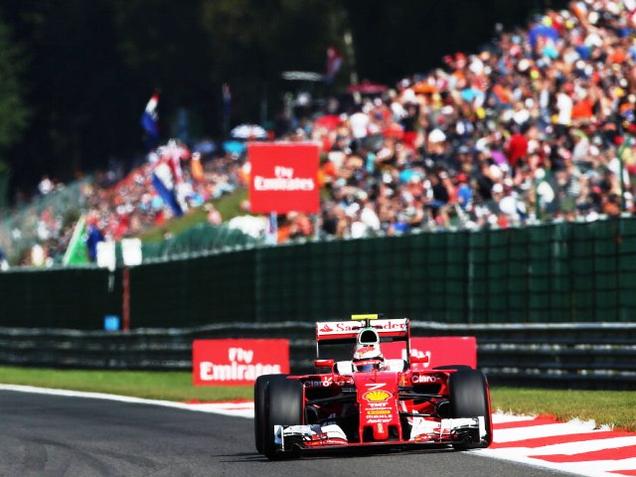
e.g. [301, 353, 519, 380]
[122, 266, 130, 331]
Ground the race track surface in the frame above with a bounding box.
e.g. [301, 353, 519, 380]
[0, 390, 565, 477]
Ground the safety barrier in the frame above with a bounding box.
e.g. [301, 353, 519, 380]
[140, 223, 260, 263]
[2, 217, 636, 328]
[0, 321, 633, 389]
[0, 267, 120, 329]
[108, 216, 636, 326]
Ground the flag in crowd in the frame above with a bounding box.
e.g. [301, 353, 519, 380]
[62, 215, 89, 265]
[141, 92, 160, 148]
[150, 140, 190, 218]
[325, 47, 342, 84]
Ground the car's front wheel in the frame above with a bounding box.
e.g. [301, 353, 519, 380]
[262, 376, 303, 459]
[448, 369, 492, 450]
[254, 374, 289, 453]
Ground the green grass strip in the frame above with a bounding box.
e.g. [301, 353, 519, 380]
[0, 366, 252, 402]
[492, 386, 636, 432]
[140, 189, 248, 242]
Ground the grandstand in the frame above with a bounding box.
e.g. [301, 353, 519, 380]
[1, 0, 634, 268]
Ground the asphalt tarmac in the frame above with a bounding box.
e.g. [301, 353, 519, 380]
[0, 390, 568, 477]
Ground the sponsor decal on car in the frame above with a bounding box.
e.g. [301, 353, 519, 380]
[365, 415, 393, 424]
[304, 377, 333, 388]
[412, 374, 440, 384]
[363, 390, 392, 402]
[316, 319, 408, 337]
[367, 402, 390, 408]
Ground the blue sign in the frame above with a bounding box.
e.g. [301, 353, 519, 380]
[104, 315, 120, 332]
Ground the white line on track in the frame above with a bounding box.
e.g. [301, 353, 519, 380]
[491, 413, 537, 424]
[494, 421, 599, 442]
[510, 436, 636, 456]
[0, 383, 255, 418]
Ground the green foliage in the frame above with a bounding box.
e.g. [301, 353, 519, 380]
[200, 0, 344, 75]
[0, 14, 28, 152]
[0, 164, 8, 209]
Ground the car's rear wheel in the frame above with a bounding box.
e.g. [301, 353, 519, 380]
[449, 369, 492, 450]
[263, 376, 303, 459]
[254, 374, 288, 453]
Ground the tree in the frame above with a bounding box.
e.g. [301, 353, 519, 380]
[199, 0, 346, 123]
[0, 13, 28, 207]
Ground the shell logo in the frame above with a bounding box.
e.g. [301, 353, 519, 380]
[363, 390, 392, 402]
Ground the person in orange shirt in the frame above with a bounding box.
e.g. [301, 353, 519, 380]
[190, 152, 205, 182]
[571, 97, 594, 121]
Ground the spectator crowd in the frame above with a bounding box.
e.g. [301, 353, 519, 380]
[3, 0, 636, 264]
[80, 140, 235, 243]
[294, 0, 636, 239]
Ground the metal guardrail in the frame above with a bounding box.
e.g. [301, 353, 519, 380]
[0, 322, 634, 389]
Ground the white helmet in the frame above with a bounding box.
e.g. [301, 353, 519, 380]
[353, 343, 383, 361]
[353, 328, 384, 371]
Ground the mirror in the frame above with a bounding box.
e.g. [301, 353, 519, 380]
[314, 359, 334, 369]
[410, 354, 429, 365]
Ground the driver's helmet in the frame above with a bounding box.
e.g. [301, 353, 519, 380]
[353, 328, 384, 372]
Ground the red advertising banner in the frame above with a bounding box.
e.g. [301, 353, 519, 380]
[248, 142, 320, 213]
[192, 339, 289, 386]
[382, 337, 477, 369]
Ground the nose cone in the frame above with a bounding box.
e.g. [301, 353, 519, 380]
[373, 421, 390, 441]
[355, 372, 400, 442]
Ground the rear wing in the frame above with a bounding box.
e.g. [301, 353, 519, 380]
[316, 318, 410, 342]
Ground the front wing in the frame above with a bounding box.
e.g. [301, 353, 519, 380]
[274, 417, 487, 452]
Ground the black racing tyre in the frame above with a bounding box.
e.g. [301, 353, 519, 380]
[254, 374, 288, 454]
[449, 369, 492, 450]
[263, 377, 303, 460]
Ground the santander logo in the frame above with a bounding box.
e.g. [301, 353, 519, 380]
[318, 319, 407, 336]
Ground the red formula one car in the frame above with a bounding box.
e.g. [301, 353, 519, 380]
[254, 314, 493, 459]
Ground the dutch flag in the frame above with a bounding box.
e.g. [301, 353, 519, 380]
[141, 92, 160, 141]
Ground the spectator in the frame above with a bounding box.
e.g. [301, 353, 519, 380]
[85, 215, 105, 262]
[0, 247, 8, 271]
[4, 0, 636, 258]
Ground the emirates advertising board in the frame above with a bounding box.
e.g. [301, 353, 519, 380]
[193, 339, 290, 386]
[382, 337, 477, 369]
[248, 142, 320, 213]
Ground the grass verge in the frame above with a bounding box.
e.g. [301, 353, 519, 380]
[0, 366, 252, 402]
[0, 366, 633, 431]
[491, 386, 636, 432]
[140, 189, 248, 242]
